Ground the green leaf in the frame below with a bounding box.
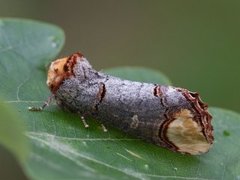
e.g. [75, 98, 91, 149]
[0, 99, 29, 163]
[104, 67, 171, 85]
[0, 18, 240, 180]
[0, 18, 64, 100]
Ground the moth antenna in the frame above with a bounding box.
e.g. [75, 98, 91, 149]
[28, 95, 53, 112]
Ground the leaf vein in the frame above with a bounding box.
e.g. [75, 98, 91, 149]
[26, 132, 139, 141]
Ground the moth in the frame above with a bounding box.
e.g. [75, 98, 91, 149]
[29, 52, 214, 155]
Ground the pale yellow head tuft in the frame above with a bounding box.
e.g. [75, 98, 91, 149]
[46, 52, 83, 93]
[47, 57, 69, 93]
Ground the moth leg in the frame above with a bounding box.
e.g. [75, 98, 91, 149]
[28, 95, 53, 112]
[101, 123, 108, 132]
[80, 115, 89, 128]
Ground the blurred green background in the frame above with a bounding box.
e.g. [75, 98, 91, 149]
[0, 0, 239, 112]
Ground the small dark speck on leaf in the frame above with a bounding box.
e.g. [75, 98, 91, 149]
[223, 130, 230, 137]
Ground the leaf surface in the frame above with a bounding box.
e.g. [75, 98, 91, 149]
[0, 18, 239, 180]
[0, 100, 28, 163]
